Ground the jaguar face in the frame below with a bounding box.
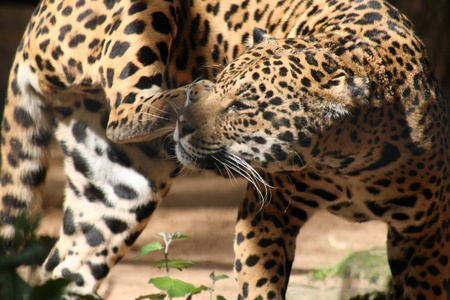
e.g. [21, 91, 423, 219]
[175, 38, 370, 173]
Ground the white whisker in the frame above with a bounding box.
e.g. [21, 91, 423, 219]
[136, 112, 169, 121]
[211, 153, 273, 205]
[139, 102, 168, 114]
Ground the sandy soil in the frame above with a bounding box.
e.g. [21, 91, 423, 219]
[35, 146, 388, 300]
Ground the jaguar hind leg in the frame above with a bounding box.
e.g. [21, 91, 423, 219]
[39, 93, 177, 298]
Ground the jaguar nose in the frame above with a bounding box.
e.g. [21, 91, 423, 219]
[177, 120, 196, 138]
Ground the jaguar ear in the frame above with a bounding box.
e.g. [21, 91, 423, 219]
[247, 27, 275, 48]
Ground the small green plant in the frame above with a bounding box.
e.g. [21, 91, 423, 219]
[136, 232, 228, 300]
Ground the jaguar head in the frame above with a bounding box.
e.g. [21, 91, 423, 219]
[175, 30, 369, 174]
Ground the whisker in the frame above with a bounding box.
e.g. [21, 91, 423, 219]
[136, 112, 169, 121]
[163, 99, 181, 116]
[139, 102, 168, 114]
[212, 153, 273, 204]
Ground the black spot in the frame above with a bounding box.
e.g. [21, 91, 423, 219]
[387, 195, 417, 207]
[124, 19, 146, 34]
[77, 8, 93, 22]
[245, 255, 260, 267]
[31, 128, 52, 146]
[14, 107, 34, 128]
[137, 46, 159, 66]
[131, 201, 157, 222]
[263, 111, 275, 121]
[235, 259, 242, 272]
[63, 208, 76, 235]
[264, 259, 276, 269]
[438, 255, 448, 267]
[253, 277, 268, 289]
[366, 186, 380, 195]
[271, 144, 287, 161]
[80, 223, 105, 247]
[310, 189, 338, 201]
[106, 68, 114, 88]
[104, 218, 128, 234]
[2, 195, 26, 208]
[21, 167, 47, 186]
[128, 1, 147, 15]
[152, 12, 171, 34]
[89, 263, 110, 280]
[366, 200, 388, 217]
[62, 6, 73, 16]
[71, 149, 91, 178]
[58, 25, 72, 41]
[84, 98, 102, 112]
[84, 15, 106, 30]
[134, 74, 162, 89]
[68, 34, 86, 48]
[113, 184, 138, 199]
[389, 259, 408, 276]
[45, 249, 60, 272]
[109, 41, 130, 58]
[301, 77, 311, 87]
[291, 207, 308, 221]
[119, 62, 138, 79]
[156, 42, 169, 64]
[277, 131, 293, 142]
[84, 183, 108, 204]
[39, 39, 50, 52]
[1, 173, 12, 186]
[72, 121, 88, 143]
[107, 145, 131, 167]
[61, 269, 84, 287]
[236, 232, 244, 245]
[392, 213, 409, 220]
[54, 106, 73, 118]
[103, 0, 119, 9]
[124, 230, 142, 246]
[45, 75, 67, 89]
[258, 238, 274, 248]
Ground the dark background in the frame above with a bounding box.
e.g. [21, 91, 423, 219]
[1, 0, 449, 103]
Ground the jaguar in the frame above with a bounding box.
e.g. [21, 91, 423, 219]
[0, 0, 448, 299]
[174, 5, 449, 300]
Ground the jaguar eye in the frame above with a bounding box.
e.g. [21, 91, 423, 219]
[228, 100, 254, 111]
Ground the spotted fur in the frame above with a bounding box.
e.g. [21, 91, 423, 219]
[175, 2, 450, 300]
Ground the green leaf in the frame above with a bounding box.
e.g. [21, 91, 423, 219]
[155, 232, 167, 239]
[135, 293, 166, 300]
[153, 259, 194, 271]
[189, 285, 209, 295]
[149, 276, 194, 298]
[169, 232, 190, 240]
[137, 242, 164, 257]
[210, 272, 229, 281]
[216, 295, 227, 300]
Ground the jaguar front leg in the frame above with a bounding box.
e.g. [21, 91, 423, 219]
[234, 173, 315, 300]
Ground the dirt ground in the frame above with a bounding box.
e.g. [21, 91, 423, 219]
[34, 146, 388, 300]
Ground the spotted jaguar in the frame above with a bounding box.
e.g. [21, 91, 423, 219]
[174, 6, 449, 300]
[1, 0, 448, 299]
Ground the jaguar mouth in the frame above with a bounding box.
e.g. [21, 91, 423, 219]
[176, 141, 272, 201]
[175, 142, 227, 170]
